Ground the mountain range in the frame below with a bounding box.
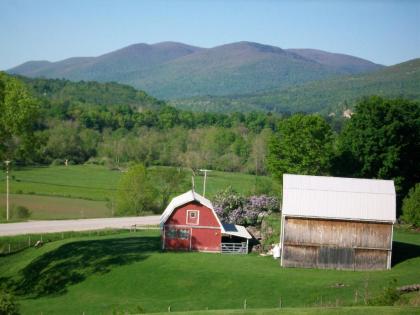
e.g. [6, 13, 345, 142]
[169, 58, 420, 114]
[8, 41, 384, 99]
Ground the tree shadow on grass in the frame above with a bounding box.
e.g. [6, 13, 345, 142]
[392, 241, 420, 267]
[11, 236, 161, 297]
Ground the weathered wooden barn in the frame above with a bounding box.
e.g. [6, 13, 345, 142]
[160, 190, 252, 253]
[280, 174, 396, 270]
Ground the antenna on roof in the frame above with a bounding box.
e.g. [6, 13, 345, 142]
[199, 169, 212, 197]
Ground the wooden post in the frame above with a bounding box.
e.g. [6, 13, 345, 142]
[364, 278, 369, 305]
[279, 297, 282, 308]
[243, 299, 247, 310]
[5, 160, 10, 221]
[28, 235, 31, 247]
[168, 305, 171, 312]
[8, 244, 11, 254]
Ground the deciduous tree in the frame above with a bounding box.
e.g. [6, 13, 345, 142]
[267, 114, 333, 180]
[402, 184, 420, 228]
[0, 73, 38, 161]
[337, 96, 420, 202]
[116, 164, 157, 215]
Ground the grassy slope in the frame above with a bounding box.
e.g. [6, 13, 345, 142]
[0, 228, 418, 314]
[0, 165, 120, 201]
[149, 306, 420, 315]
[0, 165, 276, 220]
[0, 194, 110, 220]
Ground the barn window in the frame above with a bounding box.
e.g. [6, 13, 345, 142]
[187, 210, 199, 225]
[165, 228, 177, 239]
[178, 229, 190, 240]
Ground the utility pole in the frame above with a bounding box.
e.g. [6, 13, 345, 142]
[199, 169, 211, 197]
[5, 160, 10, 221]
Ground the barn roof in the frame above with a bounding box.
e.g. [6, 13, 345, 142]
[160, 190, 225, 230]
[222, 223, 253, 239]
[282, 174, 396, 223]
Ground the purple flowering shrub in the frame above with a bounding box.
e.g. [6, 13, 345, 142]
[213, 187, 280, 226]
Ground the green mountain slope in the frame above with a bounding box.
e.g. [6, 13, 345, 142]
[8, 41, 382, 99]
[170, 58, 420, 114]
[17, 76, 165, 109]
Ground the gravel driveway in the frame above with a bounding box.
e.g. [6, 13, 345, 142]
[0, 216, 160, 236]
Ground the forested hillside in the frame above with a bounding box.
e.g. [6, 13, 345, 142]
[1, 72, 419, 214]
[8, 41, 382, 99]
[19, 76, 165, 109]
[171, 58, 420, 114]
[0, 73, 283, 176]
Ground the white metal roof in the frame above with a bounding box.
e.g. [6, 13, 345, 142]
[282, 174, 396, 222]
[222, 223, 253, 239]
[160, 190, 225, 231]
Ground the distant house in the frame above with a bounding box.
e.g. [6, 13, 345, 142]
[160, 190, 252, 253]
[280, 174, 396, 270]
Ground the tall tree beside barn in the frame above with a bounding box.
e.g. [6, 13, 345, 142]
[337, 96, 420, 207]
[267, 114, 334, 181]
[116, 164, 157, 215]
[401, 184, 420, 228]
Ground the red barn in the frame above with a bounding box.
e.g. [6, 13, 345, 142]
[160, 190, 252, 253]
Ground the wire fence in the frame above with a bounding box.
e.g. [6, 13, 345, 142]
[0, 227, 158, 255]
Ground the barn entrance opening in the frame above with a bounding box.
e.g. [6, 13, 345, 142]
[221, 223, 252, 254]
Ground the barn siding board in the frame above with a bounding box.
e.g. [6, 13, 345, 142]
[283, 245, 318, 268]
[355, 249, 388, 270]
[282, 216, 392, 270]
[284, 217, 392, 249]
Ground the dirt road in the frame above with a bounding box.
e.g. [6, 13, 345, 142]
[0, 216, 160, 236]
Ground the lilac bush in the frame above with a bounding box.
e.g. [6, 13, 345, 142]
[213, 187, 280, 226]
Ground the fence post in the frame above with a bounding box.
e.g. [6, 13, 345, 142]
[279, 297, 282, 308]
[8, 244, 11, 254]
[28, 235, 31, 247]
[168, 305, 171, 312]
[243, 299, 247, 310]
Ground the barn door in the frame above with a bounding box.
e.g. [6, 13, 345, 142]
[318, 246, 355, 269]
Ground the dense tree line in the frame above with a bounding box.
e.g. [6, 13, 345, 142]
[1, 73, 419, 221]
[1, 74, 282, 174]
[267, 96, 420, 217]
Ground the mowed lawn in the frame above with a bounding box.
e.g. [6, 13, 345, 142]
[0, 228, 418, 314]
[0, 165, 276, 220]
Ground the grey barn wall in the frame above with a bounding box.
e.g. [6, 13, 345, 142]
[281, 216, 393, 270]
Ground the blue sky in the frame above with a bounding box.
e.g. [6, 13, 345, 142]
[1, 0, 419, 70]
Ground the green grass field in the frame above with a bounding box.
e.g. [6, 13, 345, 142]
[0, 228, 419, 314]
[0, 194, 110, 220]
[149, 306, 419, 315]
[0, 165, 276, 220]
